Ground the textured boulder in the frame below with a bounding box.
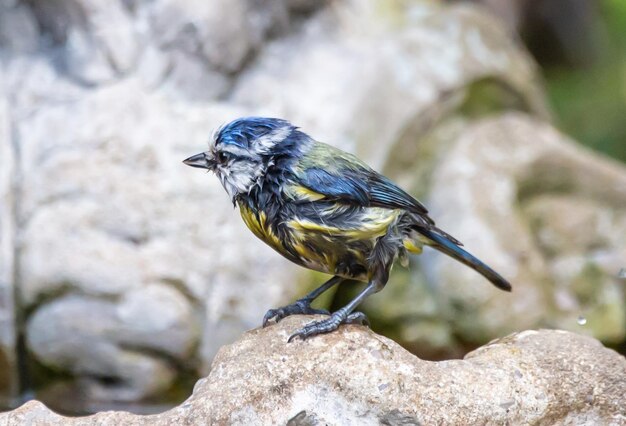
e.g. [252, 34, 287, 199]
[364, 113, 626, 354]
[230, 0, 549, 167]
[1, 318, 625, 424]
[26, 290, 196, 403]
[0, 69, 19, 408]
[12, 80, 304, 403]
[0, 0, 553, 407]
[0, 1, 38, 53]
[1, 0, 625, 413]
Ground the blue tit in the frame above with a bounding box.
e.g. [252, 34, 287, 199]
[184, 117, 511, 341]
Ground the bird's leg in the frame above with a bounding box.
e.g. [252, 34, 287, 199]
[262, 276, 345, 327]
[288, 234, 395, 341]
[288, 278, 385, 342]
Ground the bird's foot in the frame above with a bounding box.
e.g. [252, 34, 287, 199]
[288, 310, 369, 342]
[262, 299, 329, 327]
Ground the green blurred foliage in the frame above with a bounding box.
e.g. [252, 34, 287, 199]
[544, 0, 626, 163]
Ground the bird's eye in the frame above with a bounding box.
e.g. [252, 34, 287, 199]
[217, 152, 228, 164]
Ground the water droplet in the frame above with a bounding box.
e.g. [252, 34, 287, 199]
[577, 315, 587, 326]
[618, 268, 626, 279]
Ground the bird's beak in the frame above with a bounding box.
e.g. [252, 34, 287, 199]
[183, 152, 212, 170]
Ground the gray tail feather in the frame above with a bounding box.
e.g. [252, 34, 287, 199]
[418, 228, 512, 292]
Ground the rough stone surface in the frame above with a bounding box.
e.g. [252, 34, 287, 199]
[230, 1, 549, 169]
[365, 113, 626, 353]
[0, 64, 19, 408]
[12, 81, 303, 401]
[0, 2, 38, 53]
[431, 115, 626, 338]
[1, 0, 624, 413]
[26, 289, 195, 402]
[1, 319, 625, 425]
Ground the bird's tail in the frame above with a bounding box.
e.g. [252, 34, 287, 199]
[415, 227, 512, 292]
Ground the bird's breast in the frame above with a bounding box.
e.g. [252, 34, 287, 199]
[238, 203, 287, 253]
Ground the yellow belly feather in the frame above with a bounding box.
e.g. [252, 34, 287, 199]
[240, 202, 423, 277]
[239, 205, 285, 255]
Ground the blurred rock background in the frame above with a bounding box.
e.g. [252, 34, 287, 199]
[0, 0, 624, 415]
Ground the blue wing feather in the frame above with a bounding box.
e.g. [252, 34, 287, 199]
[302, 168, 370, 205]
[367, 175, 428, 214]
[297, 162, 429, 216]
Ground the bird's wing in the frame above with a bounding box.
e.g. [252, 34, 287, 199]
[288, 142, 429, 215]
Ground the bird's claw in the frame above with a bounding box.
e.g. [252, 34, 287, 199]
[288, 311, 369, 342]
[262, 299, 329, 327]
[344, 311, 369, 326]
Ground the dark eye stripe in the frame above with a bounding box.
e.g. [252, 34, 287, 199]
[215, 151, 249, 163]
[221, 149, 252, 159]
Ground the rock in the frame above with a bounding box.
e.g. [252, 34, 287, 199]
[425, 114, 626, 339]
[2, 0, 553, 402]
[156, 50, 231, 102]
[231, 1, 549, 169]
[58, 0, 140, 83]
[0, 68, 19, 408]
[0, 2, 39, 53]
[1, 319, 625, 424]
[141, 0, 293, 100]
[26, 287, 196, 402]
[26, 0, 137, 84]
[9, 79, 304, 403]
[147, 0, 292, 73]
[2, 0, 625, 414]
[365, 113, 626, 353]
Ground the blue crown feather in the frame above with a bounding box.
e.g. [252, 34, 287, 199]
[216, 117, 293, 149]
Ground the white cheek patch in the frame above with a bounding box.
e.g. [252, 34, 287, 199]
[217, 160, 265, 199]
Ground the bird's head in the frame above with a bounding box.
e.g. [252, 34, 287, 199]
[183, 117, 306, 201]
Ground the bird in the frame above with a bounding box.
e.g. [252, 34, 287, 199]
[183, 117, 511, 341]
